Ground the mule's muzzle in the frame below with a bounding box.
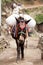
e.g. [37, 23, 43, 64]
[19, 40, 24, 45]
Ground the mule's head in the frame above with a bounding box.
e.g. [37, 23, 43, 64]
[15, 16, 31, 24]
[15, 17, 31, 41]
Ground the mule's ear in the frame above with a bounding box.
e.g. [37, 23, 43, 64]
[15, 17, 20, 24]
[25, 19, 31, 24]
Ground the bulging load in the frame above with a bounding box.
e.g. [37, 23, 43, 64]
[6, 14, 36, 27]
[23, 14, 36, 27]
[6, 14, 20, 34]
[6, 14, 36, 35]
[6, 14, 19, 26]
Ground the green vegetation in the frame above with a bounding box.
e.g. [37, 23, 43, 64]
[2, 0, 12, 4]
[2, 0, 43, 25]
[2, 0, 12, 7]
[35, 14, 43, 24]
[22, 9, 31, 14]
[1, 0, 35, 5]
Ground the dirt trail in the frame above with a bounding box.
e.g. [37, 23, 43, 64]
[0, 36, 43, 65]
[0, 48, 42, 65]
[24, 4, 43, 9]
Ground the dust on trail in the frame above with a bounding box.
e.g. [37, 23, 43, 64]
[0, 47, 43, 65]
[0, 35, 43, 65]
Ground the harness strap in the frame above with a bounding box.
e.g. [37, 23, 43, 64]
[18, 31, 26, 35]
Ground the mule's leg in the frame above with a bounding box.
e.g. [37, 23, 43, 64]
[17, 45, 20, 60]
[16, 40, 20, 60]
[21, 43, 24, 59]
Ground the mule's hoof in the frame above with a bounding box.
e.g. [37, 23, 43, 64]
[21, 57, 24, 60]
[16, 57, 20, 61]
[16, 58, 20, 63]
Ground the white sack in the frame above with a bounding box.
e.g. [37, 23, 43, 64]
[12, 14, 19, 18]
[27, 19, 36, 27]
[24, 14, 36, 27]
[13, 3, 17, 8]
[6, 14, 19, 26]
[19, 14, 24, 17]
[6, 14, 36, 27]
[12, 8, 19, 14]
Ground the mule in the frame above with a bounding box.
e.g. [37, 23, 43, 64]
[11, 17, 31, 60]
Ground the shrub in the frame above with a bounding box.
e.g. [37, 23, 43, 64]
[35, 14, 43, 24]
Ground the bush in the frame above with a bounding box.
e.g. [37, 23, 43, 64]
[35, 14, 43, 24]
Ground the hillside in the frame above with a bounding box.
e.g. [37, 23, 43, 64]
[1, 0, 43, 34]
[0, 1, 43, 65]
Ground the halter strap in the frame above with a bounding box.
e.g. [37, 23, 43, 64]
[18, 31, 26, 35]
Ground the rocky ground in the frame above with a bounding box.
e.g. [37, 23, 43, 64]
[1, 1, 43, 65]
[0, 34, 43, 65]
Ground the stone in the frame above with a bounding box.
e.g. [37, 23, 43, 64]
[9, 39, 16, 48]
